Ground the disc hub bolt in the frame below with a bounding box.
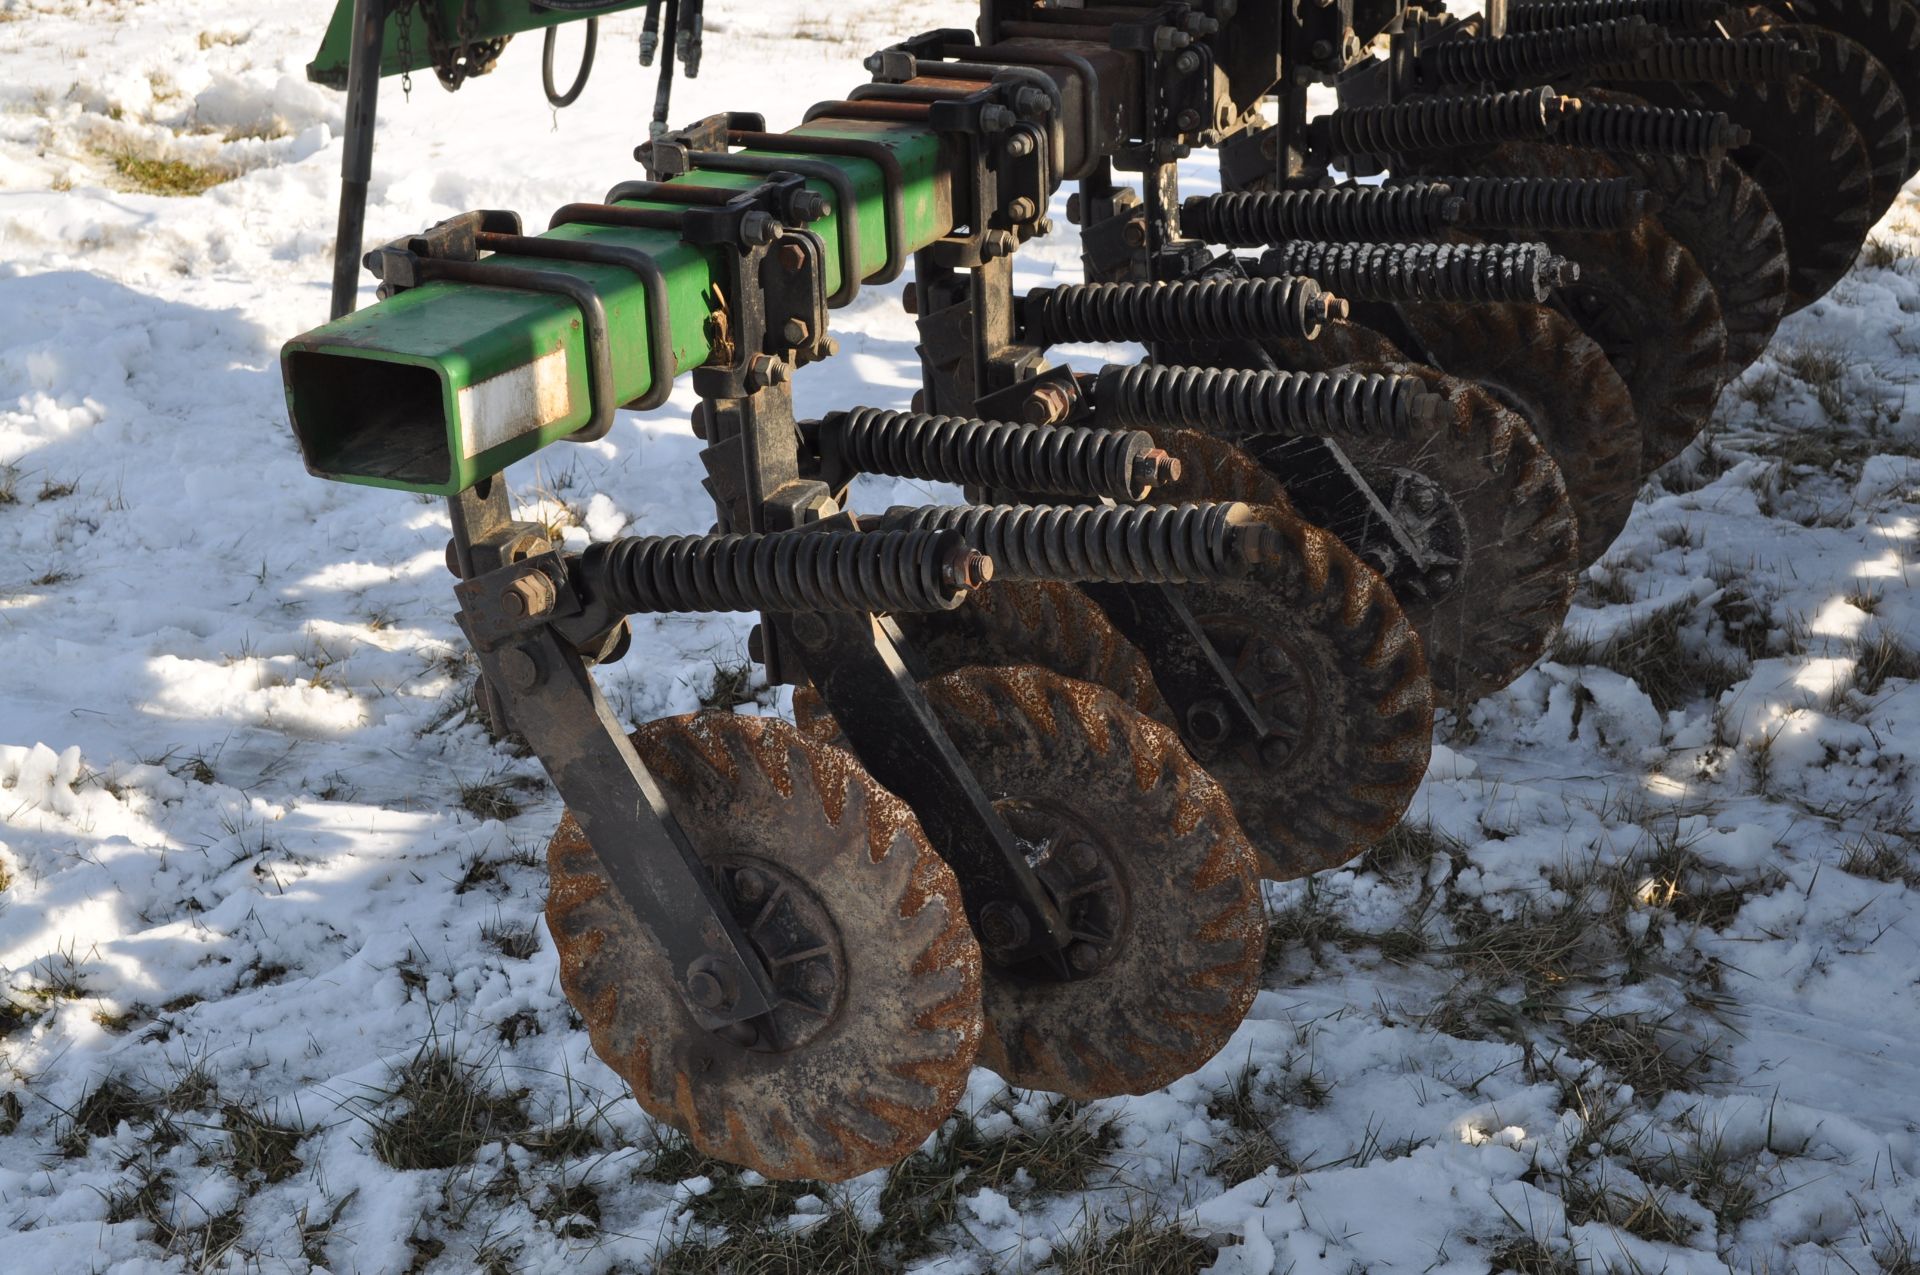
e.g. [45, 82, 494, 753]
[978, 901, 1031, 952]
[1257, 645, 1290, 676]
[1185, 698, 1233, 745]
[733, 867, 770, 905]
[1067, 941, 1103, 974]
[686, 958, 737, 1012]
[1062, 840, 1101, 876]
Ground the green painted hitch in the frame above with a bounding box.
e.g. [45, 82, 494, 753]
[281, 122, 954, 495]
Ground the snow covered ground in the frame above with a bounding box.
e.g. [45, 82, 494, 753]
[3, 2, 1920, 1272]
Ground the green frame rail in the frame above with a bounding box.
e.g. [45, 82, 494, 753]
[282, 121, 954, 495]
[307, 0, 654, 87]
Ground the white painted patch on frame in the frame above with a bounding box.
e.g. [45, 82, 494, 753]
[457, 348, 573, 459]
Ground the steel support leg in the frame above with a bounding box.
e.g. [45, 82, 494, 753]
[329, 0, 385, 320]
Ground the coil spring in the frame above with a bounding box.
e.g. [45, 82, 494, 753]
[883, 502, 1256, 584]
[1509, 0, 1730, 35]
[1256, 240, 1578, 304]
[579, 528, 975, 616]
[820, 407, 1155, 500]
[1414, 18, 1661, 89]
[1557, 98, 1747, 155]
[1093, 363, 1442, 440]
[1396, 175, 1648, 229]
[1021, 277, 1340, 347]
[1593, 36, 1815, 83]
[1314, 87, 1569, 160]
[1181, 186, 1465, 245]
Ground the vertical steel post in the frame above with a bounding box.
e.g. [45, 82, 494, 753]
[329, 0, 385, 320]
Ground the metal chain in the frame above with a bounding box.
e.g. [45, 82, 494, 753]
[396, 0, 416, 100]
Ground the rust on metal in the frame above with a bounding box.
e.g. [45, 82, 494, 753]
[919, 665, 1266, 1100]
[546, 714, 983, 1181]
[1146, 428, 1438, 880]
[1394, 300, 1642, 566]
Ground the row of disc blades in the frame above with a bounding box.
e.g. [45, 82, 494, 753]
[533, 1, 1918, 1182]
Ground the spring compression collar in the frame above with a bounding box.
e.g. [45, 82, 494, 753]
[1257, 241, 1579, 304]
[882, 502, 1267, 584]
[1181, 186, 1465, 245]
[578, 528, 975, 615]
[1093, 363, 1446, 440]
[817, 408, 1159, 500]
[1020, 278, 1340, 347]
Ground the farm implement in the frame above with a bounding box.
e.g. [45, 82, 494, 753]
[281, 0, 1905, 1178]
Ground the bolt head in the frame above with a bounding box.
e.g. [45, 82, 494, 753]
[799, 962, 836, 1002]
[1004, 131, 1035, 159]
[1174, 49, 1201, 74]
[1062, 841, 1101, 876]
[732, 867, 769, 905]
[500, 572, 556, 619]
[1067, 942, 1103, 974]
[1258, 645, 1290, 676]
[1259, 735, 1294, 769]
[1008, 196, 1037, 222]
[1121, 220, 1148, 247]
[978, 901, 1030, 952]
[497, 646, 541, 692]
[776, 242, 807, 272]
[1185, 699, 1233, 746]
[740, 211, 777, 246]
[686, 969, 727, 1010]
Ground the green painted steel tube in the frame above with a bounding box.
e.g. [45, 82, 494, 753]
[307, 0, 654, 88]
[282, 122, 954, 495]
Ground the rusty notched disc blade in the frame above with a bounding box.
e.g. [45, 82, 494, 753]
[546, 713, 983, 1181]
[1394, 301, 1644, 562]
[1547, 216, 1728, 469]
[1769, 0, 1920, 179]
[1752, 19, 1911, 226]
[1468, 133, 1786, 392]
[1636, 74, 1873, 309]
[920, 665, 1266, 1099]
[891, 579, 1172, 727]
[1141, 431, 1436, 880]
[1313, 366, 1580, 709]
[1620, 151, 1791, 379]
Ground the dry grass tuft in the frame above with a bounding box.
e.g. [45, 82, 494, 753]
[104, 151, 232, 196]
[1554, 600, 1745, 712]
[222, 1102, 304, 1184]
[365, 1049, 528, 1171]
[1046, 1211, 1215, 1275]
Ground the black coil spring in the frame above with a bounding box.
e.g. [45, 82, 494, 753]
[1414, 18, 1661, 88]
[819, 407, 1152, 499]
[1181, 186, 1465, 245]
[1557, 98, 1747, 155]
[1094, 363, 1437, 440]
[1396, 175, 1648, 229]
[883, 502, 1249, 584]
[1313, 87, 1567, 160]
[1256, 240, 1577, 304]
[579, 528, 971, 615]
[1593, 36, 1815, 83]
[1020, 277, 1336, 347]
[1510, 0, 1730, 35]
